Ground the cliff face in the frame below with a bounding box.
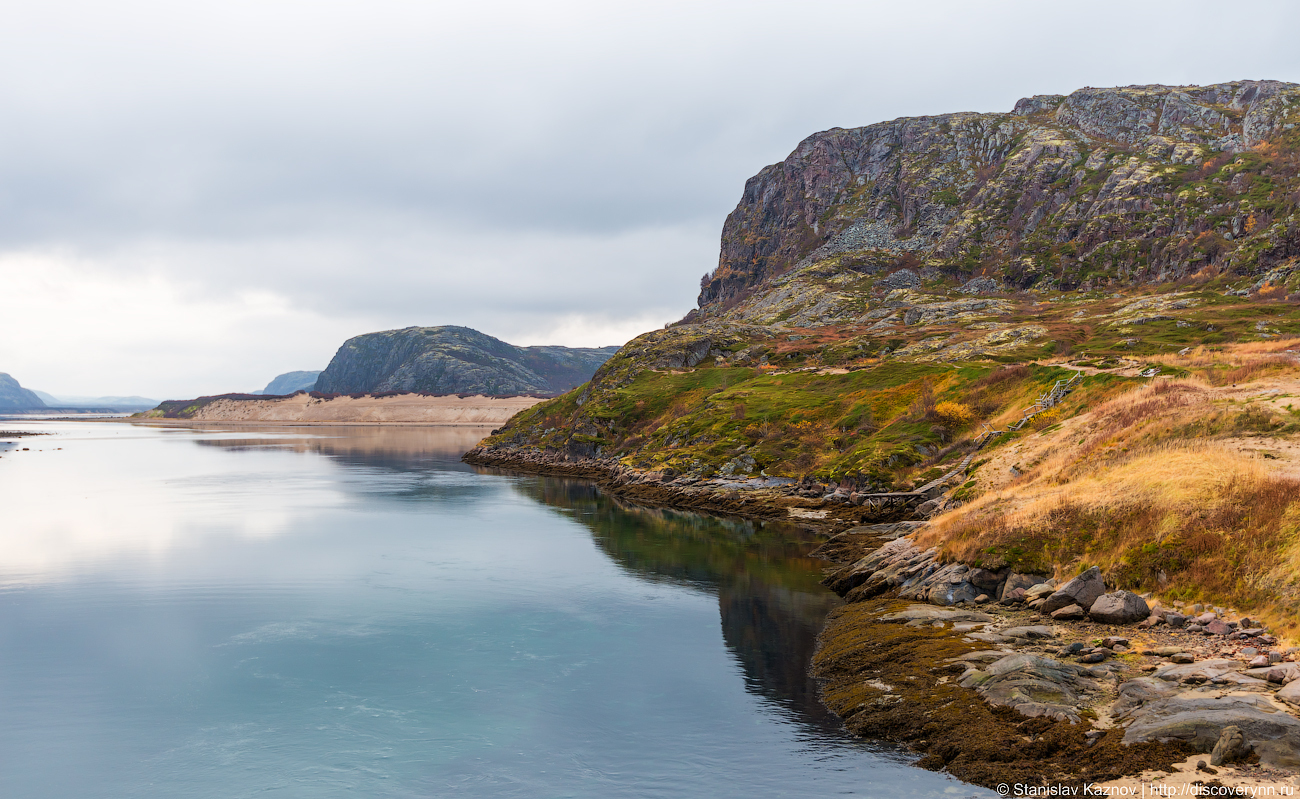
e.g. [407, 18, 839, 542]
[0, 373, 46, 409]
[313, 326, 620, 396]
[700, 80, 1300, 316]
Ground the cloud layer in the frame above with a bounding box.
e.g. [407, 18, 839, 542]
[1, 0, 1298, 396]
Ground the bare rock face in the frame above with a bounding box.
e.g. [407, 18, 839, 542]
[998, 573, 1042, 601]
[1089, 590, 1151, 625]
[1041, 567, 1106, 614]
[967, 567, 1006, 593]
[959, 653, 1098, 723]
[698, 80, 1300, 313]
[1120, 691, 1300, 768]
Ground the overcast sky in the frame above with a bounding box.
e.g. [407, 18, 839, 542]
[1, 0, 1298, 398]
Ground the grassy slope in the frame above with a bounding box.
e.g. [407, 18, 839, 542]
[920, 337, 1300, 633]
[487, 282, 1300, 486]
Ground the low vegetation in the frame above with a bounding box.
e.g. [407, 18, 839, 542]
[919, 339, 1300, 633]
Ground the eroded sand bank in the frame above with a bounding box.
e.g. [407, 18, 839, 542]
[148, 393, 543, 425]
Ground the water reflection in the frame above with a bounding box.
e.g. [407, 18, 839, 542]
[505, 475, 845, 732]
[192, 426, 845, 732]
[187, 423, 491, 472]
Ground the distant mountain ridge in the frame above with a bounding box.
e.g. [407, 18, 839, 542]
[314, 326, 620, 396]
[31, 391, 157, 409]
[0, 374, 45, 409]
[260, 371, 321, 395]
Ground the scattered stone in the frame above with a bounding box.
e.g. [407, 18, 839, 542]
[1196, 612, 1218, 625]
[1210, 725, 1250, 766]
[1080, 651, 1107, 664]
[1250, 655, 1271, 668]
[1040, 566, 1106, 614]
[1171, 653, 1196, 664]
[1089, 591, 1149, 624]
[878, 605, 994, 624]
[1024, 583, 1057, 601]
[1002, 625, 1055, 640]
[999, 588, 1026, 605]
[1241, 647, 1260, 657]
[1153, 646, 1183, 657]
[1051, 604, 1087, 621]
[1205, 620, 1233, 636]
[1165, 612, 1188, 629]
[974, 594, 990, 604]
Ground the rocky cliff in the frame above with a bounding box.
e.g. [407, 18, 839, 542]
[697, 80, 1300, 323]
[313, 326, 620, 396]
[470, 79, 1300, 496]
[0, 373, 46, 409]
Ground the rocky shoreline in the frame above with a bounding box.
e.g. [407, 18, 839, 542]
[464, 446, 1300, 792]
[462, 444, 912, 527]
[816, 525, 1300, 791]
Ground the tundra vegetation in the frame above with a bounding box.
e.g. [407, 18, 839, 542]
[477, 80, 1300, 633]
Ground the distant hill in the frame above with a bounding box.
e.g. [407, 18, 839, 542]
[0, 374, 46, 409]
[314, 326, 620, 396]
[31, 390, 158, 409]
[261, 371, 321, 395]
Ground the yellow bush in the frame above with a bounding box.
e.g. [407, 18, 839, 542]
[932, 401, 975, 428]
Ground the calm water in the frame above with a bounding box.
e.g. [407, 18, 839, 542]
[0, 421, 987, 798]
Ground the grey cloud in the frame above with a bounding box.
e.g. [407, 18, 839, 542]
[0, 0, 1298, 396]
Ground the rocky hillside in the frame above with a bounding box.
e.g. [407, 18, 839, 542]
[0, 373, 46, 409]
[261, 371, 321, 395]
[696, 80, 1300, 326]
[314, 326, 620, 396]
[476, 80, 1300, 484]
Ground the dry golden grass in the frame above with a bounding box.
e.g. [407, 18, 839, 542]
[1148, 337, 1300, 386]
[921, 370, 1300, 636]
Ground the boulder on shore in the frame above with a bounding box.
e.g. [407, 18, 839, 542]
[999, 572, 1042, 600]
[1041, 566, 1106, 614]
[1051, 604, 1086, 621]
[1089, 590, 1150, 624]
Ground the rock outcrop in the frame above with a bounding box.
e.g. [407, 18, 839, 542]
[1040, 567, 1106, 614]
[699, 80, 1300, 315]
[0, 373, 45, 409]
[314, 326, 620, 396]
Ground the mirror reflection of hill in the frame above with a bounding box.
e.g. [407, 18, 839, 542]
[184, 425, 845, 733]
[507, 475, 845, 732]
[184, 424, 494, 472]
